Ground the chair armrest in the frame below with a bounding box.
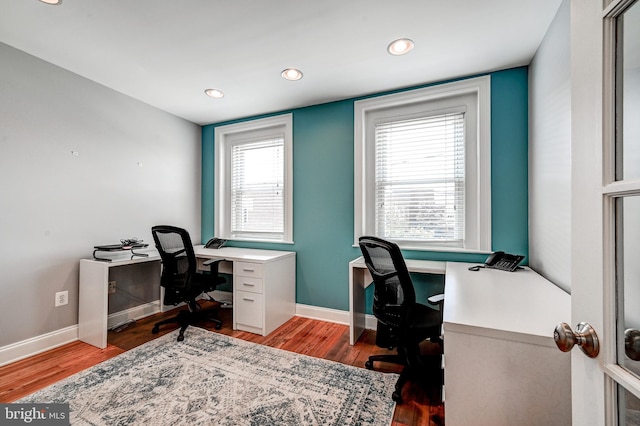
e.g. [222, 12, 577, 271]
[202, 258, 225, 274]
[202, 258, 224, 267]
[427, 293, 444, 306]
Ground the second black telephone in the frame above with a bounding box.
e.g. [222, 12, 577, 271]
[484, 251, 525, 272]
[204, 238, 227, 249]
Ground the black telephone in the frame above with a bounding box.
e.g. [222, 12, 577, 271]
[469, 251, 525, 272]
[483, 251, 525, 271]
[204, 238, 227, 249]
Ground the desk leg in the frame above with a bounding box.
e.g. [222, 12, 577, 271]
[349, 264, 367, 345]
[79, 261, 109, 349]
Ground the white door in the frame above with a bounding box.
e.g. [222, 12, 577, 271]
[570, 0, 640, 424]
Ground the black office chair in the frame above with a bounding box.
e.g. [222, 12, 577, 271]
[151, 225, 225, 342]
[359, 236, 444, 403]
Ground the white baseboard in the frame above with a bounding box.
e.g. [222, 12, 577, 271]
[0, 302, 162, 368]
[0, 325, 78, 367]
[295, 304, 349, 324]
[294, 304, 378, 331]
[365, 314, 378, 330]
[0, 302, 376, 367]
[107, 301, 161, 329]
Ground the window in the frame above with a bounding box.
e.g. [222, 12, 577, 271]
[354, 76, 491, 251]
[214, 114, 293, 243]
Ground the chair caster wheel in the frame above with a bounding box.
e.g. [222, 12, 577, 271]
[392, 391, 402, 403]
[151, 326, 160, 334]
[215, 323, 222, 330]
[365, 360, 373, 370]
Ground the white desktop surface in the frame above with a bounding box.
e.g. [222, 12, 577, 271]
[444, 261, 571, 345]
[193, 245, 295, 262]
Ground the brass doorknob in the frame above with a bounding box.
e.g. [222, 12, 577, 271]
[554, 322, 599, 358]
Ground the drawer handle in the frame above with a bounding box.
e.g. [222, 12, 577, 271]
[242, 283, 255, 287]
[242, 268, 255, 272]
[242, 297, 255, 302]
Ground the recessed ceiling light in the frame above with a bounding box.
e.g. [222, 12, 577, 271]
[281, 68, 303, 81]
[204, 88, 224, 98]
[387, 38, 414, 56]
[38, 0, 62, 4]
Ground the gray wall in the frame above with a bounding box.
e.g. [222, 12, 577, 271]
[528, 0, 571, 293]
[0, 43, 201, 347]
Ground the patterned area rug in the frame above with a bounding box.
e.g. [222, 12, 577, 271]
[20, 328, 398, 425]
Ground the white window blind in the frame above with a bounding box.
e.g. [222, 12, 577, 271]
[374, 112, 465, 245]
[231, 137, 284, 239]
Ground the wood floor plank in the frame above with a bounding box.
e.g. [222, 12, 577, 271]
[0, 304, 444, 425]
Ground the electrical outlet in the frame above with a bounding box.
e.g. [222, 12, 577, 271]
[108, 281, 116, 294]
[55, 290, 68, 307]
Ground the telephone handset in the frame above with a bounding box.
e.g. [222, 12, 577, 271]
[204, 238, 227, 249]
[468, 251, 525, 272]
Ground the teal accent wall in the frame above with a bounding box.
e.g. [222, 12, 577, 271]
[201, 125, 215, 240]
[201, 67, 529, 312]
[490, 68, 529, 257]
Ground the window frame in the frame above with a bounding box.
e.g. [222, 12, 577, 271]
[354, 76, 491, 252]
[214, 114, 293, 244]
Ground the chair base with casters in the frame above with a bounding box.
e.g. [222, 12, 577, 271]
[365, 298, 444, 403]
[152, 298, 222, 342]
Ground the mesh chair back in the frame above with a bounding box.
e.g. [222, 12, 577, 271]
[151, 225, 197, 289]
[359, 236, 416, 329]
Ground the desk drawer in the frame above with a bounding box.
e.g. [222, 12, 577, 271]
[235, 290, 263, 328]
[234, 261, 263, 278]
[235, 276, 263, 294]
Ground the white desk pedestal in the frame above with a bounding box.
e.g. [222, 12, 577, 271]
[194, 246, 296, 337]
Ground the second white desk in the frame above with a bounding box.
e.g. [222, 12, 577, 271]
[79, 246, 296, 349]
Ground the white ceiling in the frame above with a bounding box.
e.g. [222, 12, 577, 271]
[0, 0, 562, 125]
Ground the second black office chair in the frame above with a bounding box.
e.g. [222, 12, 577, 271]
[359, 236, 444, 403]
[151, 225, 225, 342]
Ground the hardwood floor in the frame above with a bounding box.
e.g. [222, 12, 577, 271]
[0, 304, 444, 425]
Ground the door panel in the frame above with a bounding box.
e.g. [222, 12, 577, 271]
[572, 0, 640, 424]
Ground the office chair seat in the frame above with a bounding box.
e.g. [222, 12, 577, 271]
[404, 303, 442, 339]
[151, 225, 225, 342]
[359, 236, 444, 403]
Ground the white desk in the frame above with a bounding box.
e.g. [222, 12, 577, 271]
[79, 246, 295, 349]
[348, 256, 446, 345]
[443, 262, 571, 426]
